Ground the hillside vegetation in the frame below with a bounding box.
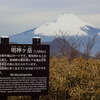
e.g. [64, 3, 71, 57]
[8, 57, 100, 100]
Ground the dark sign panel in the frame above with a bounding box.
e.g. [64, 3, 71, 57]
[0, 44, 49, 96]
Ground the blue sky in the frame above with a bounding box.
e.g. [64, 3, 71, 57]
[0, 0, 100, 36]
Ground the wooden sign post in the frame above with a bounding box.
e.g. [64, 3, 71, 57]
[0, 36, 9, 100]
[31, 37, 41, 100]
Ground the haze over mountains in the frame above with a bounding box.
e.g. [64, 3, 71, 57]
[9, 13, 100, 53]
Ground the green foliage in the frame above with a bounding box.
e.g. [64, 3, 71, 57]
[8, 57, 100, 100]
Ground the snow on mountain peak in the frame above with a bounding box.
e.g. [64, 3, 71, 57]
[34, 13, 95, 36]
[98, 32, 100, 35]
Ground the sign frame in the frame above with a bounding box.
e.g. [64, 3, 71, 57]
[0, 43, 50, 96]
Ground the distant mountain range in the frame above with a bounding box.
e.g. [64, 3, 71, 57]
[9, 13, 100, 54]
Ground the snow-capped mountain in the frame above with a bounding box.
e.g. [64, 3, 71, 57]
[34, 13, 95, 36]
[9, 13, 100, 53]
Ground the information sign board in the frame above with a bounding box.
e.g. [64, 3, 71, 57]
[0, 44, 49, 96]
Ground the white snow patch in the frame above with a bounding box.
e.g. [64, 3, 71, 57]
[98, 32, 100, 35]
[1, 36, 9, 38]
[33, 37, 41, 39]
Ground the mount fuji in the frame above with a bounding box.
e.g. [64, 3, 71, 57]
[9, 13, 100, 53]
